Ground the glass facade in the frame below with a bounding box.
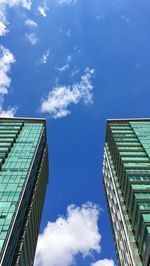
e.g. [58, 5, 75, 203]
[103, 119, 150, 266]
[0, 118, 48, 266]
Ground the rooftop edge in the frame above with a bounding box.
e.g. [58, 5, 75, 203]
[0, 117, 46, 123]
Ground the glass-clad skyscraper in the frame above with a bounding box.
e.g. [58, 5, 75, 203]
[103, 119, 150, 266]
[0, 117, 48, 266]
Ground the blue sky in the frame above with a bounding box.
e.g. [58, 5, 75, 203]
[1, 0, 150, 265]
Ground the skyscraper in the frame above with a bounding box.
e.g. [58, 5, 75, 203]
[103, 119, 150, 266]
[0, 117, 48, 266]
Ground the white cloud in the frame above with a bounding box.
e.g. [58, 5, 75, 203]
[0, 45, 15, 95]
[38, 6, 47, 17]
[0, 20, 7, 36]
[0, 0, 32, 36]
[40, 68, 95, 118]
[0, 45, 17, 117]
[22, 0, 32, 9]
[39, 49, 50, 64]
[26, 33, 38, 45]
[0, 106, 16, 117]
[56, 55, 72, 72]
[34, 202, 101, 266]
[91, 259, 116, 266]
[25, 18, 37, 28]
[57, 0, 77, 4]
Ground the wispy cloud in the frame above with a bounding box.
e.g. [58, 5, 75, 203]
[56, 55, 72, 72]
[71, 68, 79, 78]
[73, 45, 81, 55]
[25, 18, 37, 28]
[91, 259, 116, 266]
[39, 50, 50, 64]
[0, 0, 32, 36]
[96, 15, 105, 21]
[40, 68, 95, 118]
[120, 14, 129, 23]
[0, 45, 17, 117]
[136, 63, 140, 69]
[34, 202, 101, 266]
[26, 33, 38, 45]
[66, 29, 71, 37]
[56, 0, 77, 5]
[38, 1, 48, 17]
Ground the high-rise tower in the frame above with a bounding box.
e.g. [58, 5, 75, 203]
[0, 117, 48, 266]
[103, 119, 150, 266]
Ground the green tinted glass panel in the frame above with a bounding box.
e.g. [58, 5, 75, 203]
[0, 122, 44, 255]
